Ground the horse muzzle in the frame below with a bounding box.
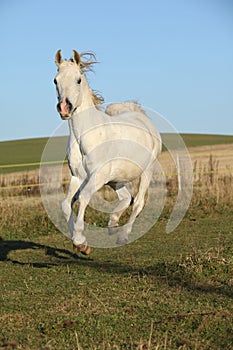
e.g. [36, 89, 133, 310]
[57, 98, 73, 120]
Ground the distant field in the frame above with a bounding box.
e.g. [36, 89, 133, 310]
[178, 133, 233, 148]
[0, 136, 68, 173]
[1, 133, 233, 173]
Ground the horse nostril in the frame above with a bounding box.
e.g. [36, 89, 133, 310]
[66, 98, 73, 112]
[57, 102, 61, 112]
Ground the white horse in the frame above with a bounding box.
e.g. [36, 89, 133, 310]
[54, 50, 162, 255]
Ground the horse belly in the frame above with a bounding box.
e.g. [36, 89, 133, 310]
[109, 159, 143, 182]
[84, 148, 151, 185]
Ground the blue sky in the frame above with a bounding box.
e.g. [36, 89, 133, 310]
[0, 0, 232, 141]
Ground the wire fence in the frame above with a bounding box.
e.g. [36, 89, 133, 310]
[1, 152, 233, 191]
[1, 148, 232, 171]
[0, 160, 67, 169]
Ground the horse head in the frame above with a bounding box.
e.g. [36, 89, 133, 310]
[54, 50, 83, 120]
[54, 50, 101, 120]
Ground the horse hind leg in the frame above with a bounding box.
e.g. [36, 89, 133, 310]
[108, 186, 133, 235]
[116, 170, 152, 245]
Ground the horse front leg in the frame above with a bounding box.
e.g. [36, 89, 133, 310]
[72, 174, 105, 255]
[62, 175, 79, 235]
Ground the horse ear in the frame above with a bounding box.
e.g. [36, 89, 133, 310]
[73, 50, 80, 65]
[55, 50, 63, 67]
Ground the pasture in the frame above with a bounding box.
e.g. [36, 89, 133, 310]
[0, 135, 233, 349]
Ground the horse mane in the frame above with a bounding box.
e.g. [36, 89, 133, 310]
[70, 51, 98, 72]
[90, 89, 104, 107]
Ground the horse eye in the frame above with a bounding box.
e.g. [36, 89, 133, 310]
[77, 78, 81, 84]
[54, 78, 57, 85]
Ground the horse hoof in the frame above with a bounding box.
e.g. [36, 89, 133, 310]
[108, 226, 119, 235]
[116, 237, 128, 245]
[73, 244, 91, 256]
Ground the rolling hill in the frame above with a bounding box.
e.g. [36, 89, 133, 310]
[1, 133, 233, 173]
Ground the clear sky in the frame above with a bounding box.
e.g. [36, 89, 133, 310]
[0, 0, 232, 141]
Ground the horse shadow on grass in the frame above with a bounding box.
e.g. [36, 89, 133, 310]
[0, 237, 232, 299]
[0, 236, 90, 268]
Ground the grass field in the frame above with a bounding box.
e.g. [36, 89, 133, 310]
[0, 134, 233, 349]
[0, 137, 68, 173]
[0, 197, 233, 350]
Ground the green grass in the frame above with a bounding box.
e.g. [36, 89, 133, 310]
[1, 132, 233, 348]
[177, 133, 233, 148]
[1, 133, 233, 173]
[0, 198, 233, 350]
[0, 137, 68, 173]
[0, 137, 48, 165]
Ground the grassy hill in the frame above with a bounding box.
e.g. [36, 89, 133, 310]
[0, 137, 68, 173]
[1, 133, 233, 173]
[177, 133, 233, 148]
